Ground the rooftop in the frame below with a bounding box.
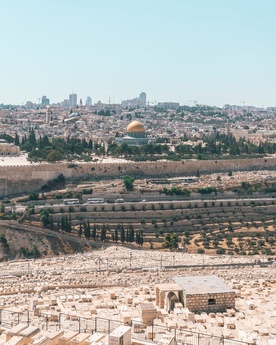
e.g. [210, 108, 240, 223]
[173, 275, 234, 295]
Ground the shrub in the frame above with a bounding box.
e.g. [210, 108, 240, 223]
[82, 188, 93, 194]
[28, 192, 39, 201]
[197, 187, 217, 194]
[0, 233, 8, 247]
[216, 248, 226, 254]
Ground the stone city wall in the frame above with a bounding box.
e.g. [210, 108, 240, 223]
[0, 157, 275, 197]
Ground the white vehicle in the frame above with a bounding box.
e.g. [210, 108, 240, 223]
[63, 198, 80, 205]
[115, 198, 124, 203]
[87, 198, 104, 204]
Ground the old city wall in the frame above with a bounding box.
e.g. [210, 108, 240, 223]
[0, 157, 275, 197]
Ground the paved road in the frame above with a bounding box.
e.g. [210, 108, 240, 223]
[32, 196, 275, 209]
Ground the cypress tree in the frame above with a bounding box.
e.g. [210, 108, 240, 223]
[139, 230, 144, 246]
[65, 215, 69, 232]
[61, 215, 65, 231]
[101, 224, 106, 242]
[92, 223, 96, 240]
[78, 224, 82, 237]
[121, 225, 125, 243]
[135, 231, 140, 245]
[14, 133, 20, 146]
[129, 227, 135, 243]
[68, 214, 72, 233]
[49, 215, 54, 229]
[84, 221, 90, 238]
[114, 228, 118, 243]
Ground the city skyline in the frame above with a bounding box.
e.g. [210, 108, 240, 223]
[1, 0, 276, 107]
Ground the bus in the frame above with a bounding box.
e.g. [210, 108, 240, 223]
[87, 198, 104, 204]
[63, 198, 80, 205]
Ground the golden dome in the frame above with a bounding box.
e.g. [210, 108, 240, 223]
[126, 120, 145, 133]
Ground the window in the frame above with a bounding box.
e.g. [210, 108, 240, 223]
[208, 298, 216, 305]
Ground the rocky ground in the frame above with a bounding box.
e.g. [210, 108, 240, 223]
[0, 247, 275, 344]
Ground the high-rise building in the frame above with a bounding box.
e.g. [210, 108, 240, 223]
[41, 96, 50, 107]
[121, 92, 147, 108]
[69, 93, 77, 107]
[61, 99, 70, 108]
[86, 96, 92, 106]
[139, 92, 146, 106]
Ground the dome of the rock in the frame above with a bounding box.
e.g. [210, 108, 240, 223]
[126, 120, 145, 133]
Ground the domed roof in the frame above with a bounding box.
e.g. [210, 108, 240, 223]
[126, 120, 145, 133]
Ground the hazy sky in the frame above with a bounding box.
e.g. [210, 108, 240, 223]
[1, 0, 276, 107]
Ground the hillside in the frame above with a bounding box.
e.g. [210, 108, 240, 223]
[0, 221, 99, 261]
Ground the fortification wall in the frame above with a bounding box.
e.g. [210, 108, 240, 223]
[0, 157, 275, 197]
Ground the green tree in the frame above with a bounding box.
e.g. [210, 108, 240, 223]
[101, 225, 107, 242]
[29, 192, 39, 200]
[114, 228, 118, 242]
[123, 175, 135, 191]
[0, 233, 8, 247]
[14, 133, 20, 146]
[92, 224, 97, 240]
[61, 215, 65, 231]
[40, 209, 50, 226]
[121, 225, 125, 243]
[49, 215, 54, 229]
[129, 226, 134, 243]
[170, 234, 179, 249]
[46, 150, 64, 162]
[84, 221, 91, 238]
[78, 224, 83, 237]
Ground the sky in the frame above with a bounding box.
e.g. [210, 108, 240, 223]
[1, 0, 276, 107]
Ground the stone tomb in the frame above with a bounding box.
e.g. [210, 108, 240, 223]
[173, 275, 235, 313]
[156, 276, 235, 313]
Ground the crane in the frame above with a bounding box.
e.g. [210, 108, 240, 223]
[186, 100, 198, 106]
